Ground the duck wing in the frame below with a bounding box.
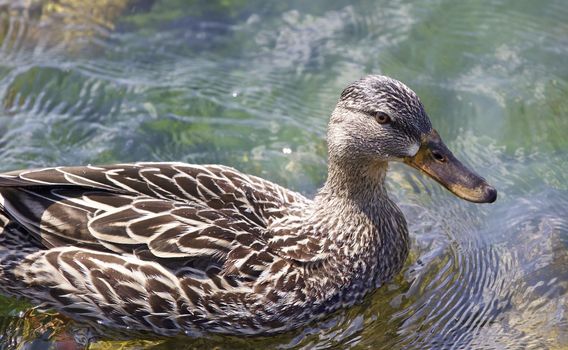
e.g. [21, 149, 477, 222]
[0, 163, 310, 265]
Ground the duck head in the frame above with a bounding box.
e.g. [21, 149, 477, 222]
[327, 75, 496, 203]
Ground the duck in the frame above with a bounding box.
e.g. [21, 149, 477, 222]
[0, 75, 496, 337]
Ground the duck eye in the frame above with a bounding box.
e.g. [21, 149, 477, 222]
[374, 112, 391, 124]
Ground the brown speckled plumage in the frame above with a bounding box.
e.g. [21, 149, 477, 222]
[0, 75, 495, 336]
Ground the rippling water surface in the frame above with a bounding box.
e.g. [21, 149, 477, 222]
[0, 0, 566, 349]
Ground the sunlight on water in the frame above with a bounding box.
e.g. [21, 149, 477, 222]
[0, 0, 566, 349]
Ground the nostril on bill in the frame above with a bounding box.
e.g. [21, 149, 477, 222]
[431, 149, 447, 163]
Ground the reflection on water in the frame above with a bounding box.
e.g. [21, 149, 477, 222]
[0, 0, 567, 349]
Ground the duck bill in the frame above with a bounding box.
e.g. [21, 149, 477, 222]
[403, 130, 497, 203]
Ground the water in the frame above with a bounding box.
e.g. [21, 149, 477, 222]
[0, 0, 566, 348]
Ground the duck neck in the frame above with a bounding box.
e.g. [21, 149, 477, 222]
[307, 159, 409, 288]
[312, 158, 393, 244]
[320, 159, 389, 204]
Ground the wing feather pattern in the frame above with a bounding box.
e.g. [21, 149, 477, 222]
[0, 163, 310, 272]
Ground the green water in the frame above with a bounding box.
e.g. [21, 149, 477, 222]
[0, 0, 566, 348]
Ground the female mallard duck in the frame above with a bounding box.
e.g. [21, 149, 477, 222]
[0, 75, 496, 336]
